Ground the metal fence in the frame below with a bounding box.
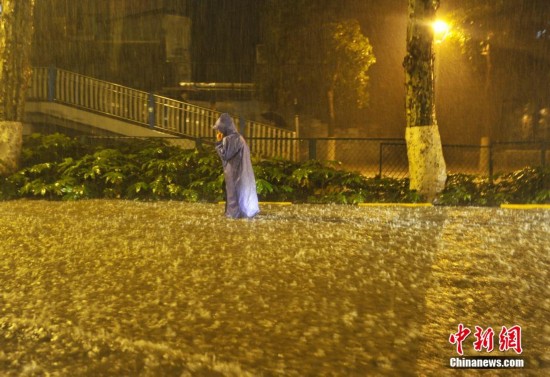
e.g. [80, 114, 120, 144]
[246, 138, 548, 178]
[60, 134, 549, 178]
[293, 138, 401, 176]
[376, 141, 548, 178]
[377, 143, 495, 178]
[33, 134, 547, 179]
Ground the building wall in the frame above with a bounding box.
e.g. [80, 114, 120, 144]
[32, 0, 192, 92]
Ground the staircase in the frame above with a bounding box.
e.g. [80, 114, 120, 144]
[26, 68, 297, 160]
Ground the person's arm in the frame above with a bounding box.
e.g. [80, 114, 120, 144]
[215, 134, 242, 162]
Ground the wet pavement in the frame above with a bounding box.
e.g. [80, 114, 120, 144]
[0, 201, 548, 376]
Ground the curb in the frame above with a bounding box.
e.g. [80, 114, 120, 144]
[258, 202, 293, 206]
[357, 203, 433, 207]
[218, 201, 292, 206]
[217, 202, 433, 207]
[217, 202, 549, 209]
[500, 204, 550, 210]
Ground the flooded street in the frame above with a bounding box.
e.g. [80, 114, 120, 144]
[0, 201, 548, 376]
[252, 204, 549, 376]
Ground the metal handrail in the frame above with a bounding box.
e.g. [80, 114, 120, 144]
[27, 67, 298, 160]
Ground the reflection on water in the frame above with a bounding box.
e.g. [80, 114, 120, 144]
[252, 205, 548, 376]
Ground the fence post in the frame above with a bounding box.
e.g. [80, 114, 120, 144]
[147, 93, 155, 129]
[379, 143, 384, 177]
[47, 66, 57, 102]
[294, 99, 301, 160]
[308, 139, 317, 160]
[239, 116, 246, 137]
[541, 142, 547, 167]
[488, 143, 494, 181]
[479, 136, 491, 176]
[163, 104, 168, 129]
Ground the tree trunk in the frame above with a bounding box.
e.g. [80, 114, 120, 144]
[403, 0, 446, 200]
[0, 121, 23, 176]
[327, 88, 335, 137]
[0, 0, 35, 176]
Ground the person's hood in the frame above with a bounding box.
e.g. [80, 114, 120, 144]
[213, 113, 238, 136]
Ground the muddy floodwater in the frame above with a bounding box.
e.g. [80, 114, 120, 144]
[0, 201, 548, 376]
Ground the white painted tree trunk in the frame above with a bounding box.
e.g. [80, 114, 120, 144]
[0, 0, 35, 176]
[0, 121, 23, 176]
[405, 125, 447, 200]
[404, 0, 446, 200]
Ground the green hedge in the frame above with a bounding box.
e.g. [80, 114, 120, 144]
[436, 169, 550, 206]
[1, 133, 548, 205]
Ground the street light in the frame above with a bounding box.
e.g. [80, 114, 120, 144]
[433, 20, 450, 44]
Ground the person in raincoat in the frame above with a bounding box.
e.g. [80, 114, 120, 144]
[213, 113, 260, 218]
